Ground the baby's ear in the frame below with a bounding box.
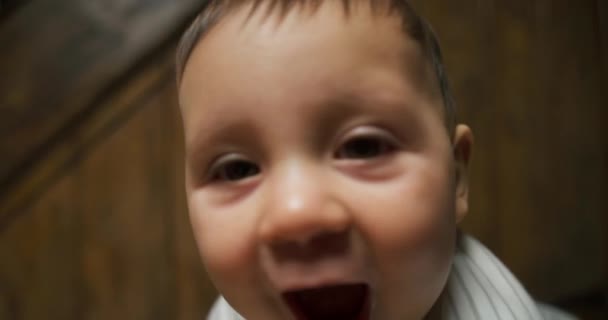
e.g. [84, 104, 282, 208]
[452, 124, 473, 223]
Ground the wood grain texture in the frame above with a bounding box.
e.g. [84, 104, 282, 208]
[0, 0, 201, 195]
[594, 0, 608, 310]
[0, 61, 215, 319]
[0, 1, 216, 317]
[0, 47, 174, 231]
[0, 174, 82, 319]
[411, 0, 607, 302]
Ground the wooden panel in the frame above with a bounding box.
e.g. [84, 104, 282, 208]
[78, 86, 175, 319]
[0, 175, 81, 319]
[493, 0, 604, 301]
[0, 1, 218, 316]
[0, 0, 202, 193]
[0, 41, 174, 230]
[595, 0, 608, 311]
[0, 67, 216, 320]
[411, 0, 606, 302]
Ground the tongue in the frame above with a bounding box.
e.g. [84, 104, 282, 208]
[287, 284, 368, 320]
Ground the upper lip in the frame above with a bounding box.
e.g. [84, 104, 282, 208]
[269, 266, 370, 294]
[277, 275, 369, 293]
[263, 254, 370, 292]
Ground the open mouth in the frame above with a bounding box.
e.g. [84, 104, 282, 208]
[283, 283, 370, 320]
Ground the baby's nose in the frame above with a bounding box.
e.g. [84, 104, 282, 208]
[257, 164, 352, 251]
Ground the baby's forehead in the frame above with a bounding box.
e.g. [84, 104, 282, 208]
[214, 0, 403, 35]
[178, 1, 453, 148]
[179, 2, 438, 85]
[180, 2, 438, 108]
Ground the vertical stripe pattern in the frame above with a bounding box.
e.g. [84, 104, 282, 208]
[206, 233, 578, 320]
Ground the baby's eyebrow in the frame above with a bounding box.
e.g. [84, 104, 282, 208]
[321, 89, 416, 122]
[185, 134, 209, 167]
[185, 118, 260, 165]
[184, 85, 421, 168]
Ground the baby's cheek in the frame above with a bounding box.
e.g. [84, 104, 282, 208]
[188, 198, 259, 279]
[356, 175, 454, 245]
[350, 173, 455, 317]
[349, 170, 456, 292]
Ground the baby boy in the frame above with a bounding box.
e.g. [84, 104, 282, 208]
[176, 0, 576, 319]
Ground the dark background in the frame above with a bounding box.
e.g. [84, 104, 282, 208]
[0, 0, 605, 319]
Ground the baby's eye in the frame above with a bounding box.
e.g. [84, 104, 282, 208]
[209, 158, 260, 182]
[336, 135, 396, 159]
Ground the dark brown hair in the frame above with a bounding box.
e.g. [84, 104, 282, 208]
[175, 0, 455, 130]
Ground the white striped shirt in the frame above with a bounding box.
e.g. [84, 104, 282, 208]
[206, 233, 577, 320]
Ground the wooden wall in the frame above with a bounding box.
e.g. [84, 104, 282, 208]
[0, 57, 215, 319]
[0, 0, 606, 319]
[412, 0, 607, 303]
[0, 1, 215, 319]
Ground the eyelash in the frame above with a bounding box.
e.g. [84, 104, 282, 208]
[206, 134, 397, 183]
[208, 158, 260, 183]
[335, 135, 397, 159]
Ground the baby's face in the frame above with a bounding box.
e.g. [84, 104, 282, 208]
[179, 2, 471, 319]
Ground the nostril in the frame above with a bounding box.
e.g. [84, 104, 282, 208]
[310, 230, 349, 254]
